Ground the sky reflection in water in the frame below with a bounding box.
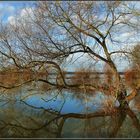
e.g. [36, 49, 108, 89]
[0, 87, 140, 138]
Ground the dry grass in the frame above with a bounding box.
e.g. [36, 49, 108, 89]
[102, 97, 115, 108]
[71, 68, 100, 85]
[69, 68, 101, 94]
[0, 67, 48, 87]
[69, 67, 118, 96]
[103, 64, 114, 86]
[40, 82, 52, 91]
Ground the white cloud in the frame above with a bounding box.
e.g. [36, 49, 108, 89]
[7, 16, 16, 25]
[7, 7, 34, 26]
[20, 7, 34, 18]
[121, 32, 135, 38]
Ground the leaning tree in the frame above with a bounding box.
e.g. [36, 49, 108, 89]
[0, 1, 140, 107]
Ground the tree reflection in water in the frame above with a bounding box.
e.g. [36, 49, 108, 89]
[0, 88, 140, 138]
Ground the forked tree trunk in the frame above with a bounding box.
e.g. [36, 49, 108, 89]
[102, 41, 128, 108]
[109, 61, 128, 108]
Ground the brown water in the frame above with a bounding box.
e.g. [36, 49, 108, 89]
[0, 85, 140, 138]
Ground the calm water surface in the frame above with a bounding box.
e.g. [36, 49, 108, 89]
[0, 84, 140, 138]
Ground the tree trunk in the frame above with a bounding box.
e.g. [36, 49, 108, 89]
[109, 61, 128, 108]
[102, 41, 128, 108]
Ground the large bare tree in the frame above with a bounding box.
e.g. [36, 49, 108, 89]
[0, 1, 140, 107]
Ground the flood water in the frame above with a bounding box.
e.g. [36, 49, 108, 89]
[0, 83, 140, 138]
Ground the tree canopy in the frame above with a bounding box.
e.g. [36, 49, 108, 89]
[0, 1, 140, 107]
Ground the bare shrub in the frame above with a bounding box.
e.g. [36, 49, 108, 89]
[124, 68, 140, 89]
[101, 64, 116, 96]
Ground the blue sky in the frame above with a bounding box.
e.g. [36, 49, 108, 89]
[0, 1, 36, 22]
[0, 1, 139, 72]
